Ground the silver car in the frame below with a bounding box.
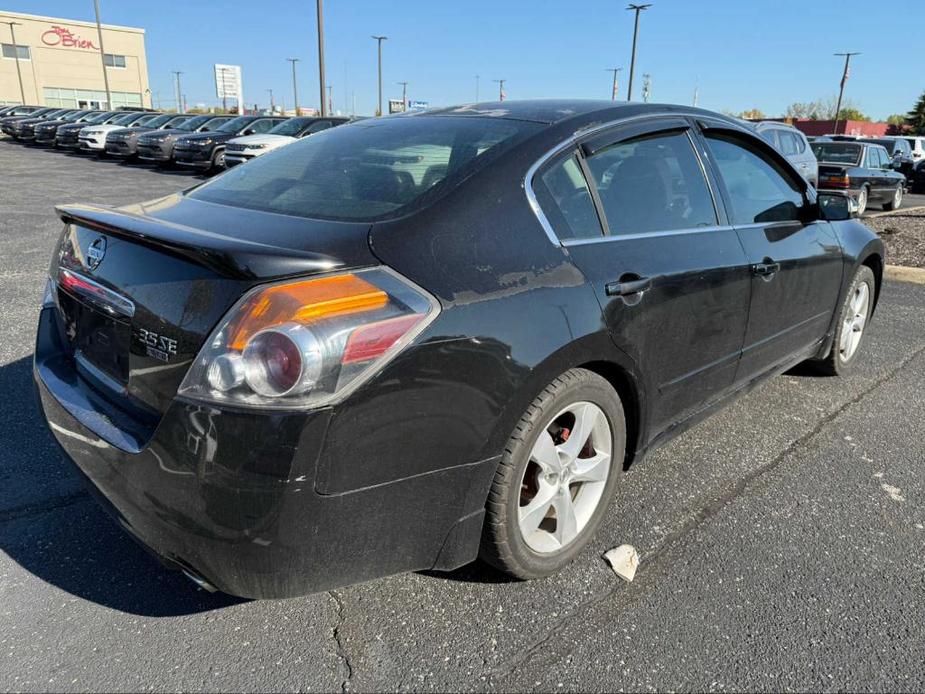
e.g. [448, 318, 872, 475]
[754, 121, 818, 188]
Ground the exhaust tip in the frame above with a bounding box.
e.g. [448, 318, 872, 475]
[182, 568, 218, 593]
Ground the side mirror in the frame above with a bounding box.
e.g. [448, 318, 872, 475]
[243, 128, 254, 136]
[818, 192, 859, 221]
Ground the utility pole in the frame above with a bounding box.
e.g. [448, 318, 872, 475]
[397, 81, 408, 111]
[642, 73, 651, 102]
[494, 79, 506, 101]
[92, 0, 113, 109]
[625, 3, 652, 102]
[327, 84, 333, 114]
[287, 57, 300, 116]
[692, 75, 699, 107]
[0, 21, 26, 104]
[316, 0, 327, 116]
[833, 52, 861, 134]
[475, 74, 480, 102]
[172, 71, 184, 113]
[267, 88, 275, 113]
[606, 67, 623, 101]
[372, 36, 388, 116]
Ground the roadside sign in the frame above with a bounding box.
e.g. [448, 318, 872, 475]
[214, 64, 243, 105]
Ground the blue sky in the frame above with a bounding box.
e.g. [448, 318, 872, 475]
[10, 0, 924, 118]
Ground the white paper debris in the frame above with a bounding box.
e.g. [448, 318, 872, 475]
[881, 483, 905, 503]
[604, 544, 639, 582]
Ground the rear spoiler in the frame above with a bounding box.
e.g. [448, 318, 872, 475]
[56, 202, 340, 280]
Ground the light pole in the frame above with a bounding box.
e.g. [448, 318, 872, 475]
[475, 74, 480, 102]
[316, 0, 327, 116]
[625, 3, 651, 102]
[172, 71, 184, 113]
[327, 84, 333, 114]
[92, 0, 113, 109]
[0, 21, 26, 104]
[267, 88, 275, 113]
[606, 67, 623, 100]
[642, 73, 651, 102]
[833, 52, 861, 134]
[494, 79, 506, 101]
[287, 57, 300, 116]
[397, 81, 408, 111]
[372, 36, 388, 116]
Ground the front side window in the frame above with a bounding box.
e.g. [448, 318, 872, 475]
[865, 148, 881, 169]
[535, 155, 602, 241]
[1, 43, 30, 60]
[190, 115, 539, 222]
[586, 131, 718, 235]
[706, 133, 804, 225]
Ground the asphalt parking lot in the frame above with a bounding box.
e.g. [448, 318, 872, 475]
[2, 141, 925, 692]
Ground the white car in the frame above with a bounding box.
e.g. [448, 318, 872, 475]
[78, 111, 158, 151]
[224, 116, 350, 167]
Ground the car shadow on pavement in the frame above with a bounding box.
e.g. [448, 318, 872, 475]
[0, 356, 245, 617]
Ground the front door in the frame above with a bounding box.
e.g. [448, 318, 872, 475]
[697, 125, 844, 383]
[533, 118, 752, 437]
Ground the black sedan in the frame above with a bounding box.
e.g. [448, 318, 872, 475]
[135, 115, 233, 164]
[173, 115, 286, 170]
[33, 110, 101, 145]
[35, 101, 883, 599]
[812, 141, 907, 214]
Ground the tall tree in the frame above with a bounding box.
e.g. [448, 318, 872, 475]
[905, 91, 925, 132]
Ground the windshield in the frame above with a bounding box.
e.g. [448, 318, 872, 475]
[176, 115, 213, 131]
[85, 111, 114, 124]
[201, 117, 230, 130]
[217, 116, 254, 133]
[164, 116, 190, 128]
[112, 112, 143, 125]
[141, 114, 175, 128]
[268, 118, 315, 136]
[811, 142, 862, 165]
[867, 139, 897, 153]
[189, 115, 541, 222]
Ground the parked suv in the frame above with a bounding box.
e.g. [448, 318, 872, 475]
[866, 137, 916, 184]
[896, 135, 925, 163]
[225, 116, 351, 167]
[1, 107, 58, 136]
[34, 110, 100, 145]
[7, 109, 79, 141]
[136, 115, 233, 164]
[76, 112, 161, 152]
[104, 114, 192, 158]
[754, 122, 818, 187]
[174, 115, 287, 171]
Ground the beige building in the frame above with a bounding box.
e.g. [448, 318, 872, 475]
[0, 10, 150, 109]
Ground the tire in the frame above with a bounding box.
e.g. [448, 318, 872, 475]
[856, 186, 868, 216]
[810, 265, 875, 376]
[210, 149, 225, 172]
[882, 184, 903, 211]
[480, 368, 626, 579]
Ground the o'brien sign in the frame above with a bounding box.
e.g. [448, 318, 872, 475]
[41, 25, 98, 50]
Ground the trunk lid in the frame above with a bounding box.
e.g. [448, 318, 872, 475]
[53, 195, 377, 416]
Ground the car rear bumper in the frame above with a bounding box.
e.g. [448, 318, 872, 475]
[33, 306, 494, 598]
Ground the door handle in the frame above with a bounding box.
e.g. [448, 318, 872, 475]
[752, 261, 781, 276]
[605, 276, 652, 297]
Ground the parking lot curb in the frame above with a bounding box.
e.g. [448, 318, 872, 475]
[885, 265, 925, 284]
[865, 205, 925, 219]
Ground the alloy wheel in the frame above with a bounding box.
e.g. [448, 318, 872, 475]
[518, 401, 612, 553]
[839, 281, 870, 362]
[856, 188, 868, 216]
[893, 185, 903, 209]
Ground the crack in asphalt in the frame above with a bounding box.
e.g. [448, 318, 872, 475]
[486, 341, 925, 683]
[328, 590, 355, 692]
[0, 490, 90, 524]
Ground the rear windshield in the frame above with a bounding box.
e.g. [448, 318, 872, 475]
[189, 115, 540, 221]
[811, 142, 862, 165]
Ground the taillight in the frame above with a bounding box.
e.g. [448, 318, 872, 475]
[178, 267, 439, 409]
[822, 175, 850, 188]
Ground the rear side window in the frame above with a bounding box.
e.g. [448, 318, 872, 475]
[778, 130, 802, 155]
[189, 115, 540, 221]
[705, 133, 804, 225]
[535, 155, 603, 241]
[585, 131, 718, 235]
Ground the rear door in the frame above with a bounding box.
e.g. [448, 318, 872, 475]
[696, 123, 844, 383]
[533, 118, 752, 436]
